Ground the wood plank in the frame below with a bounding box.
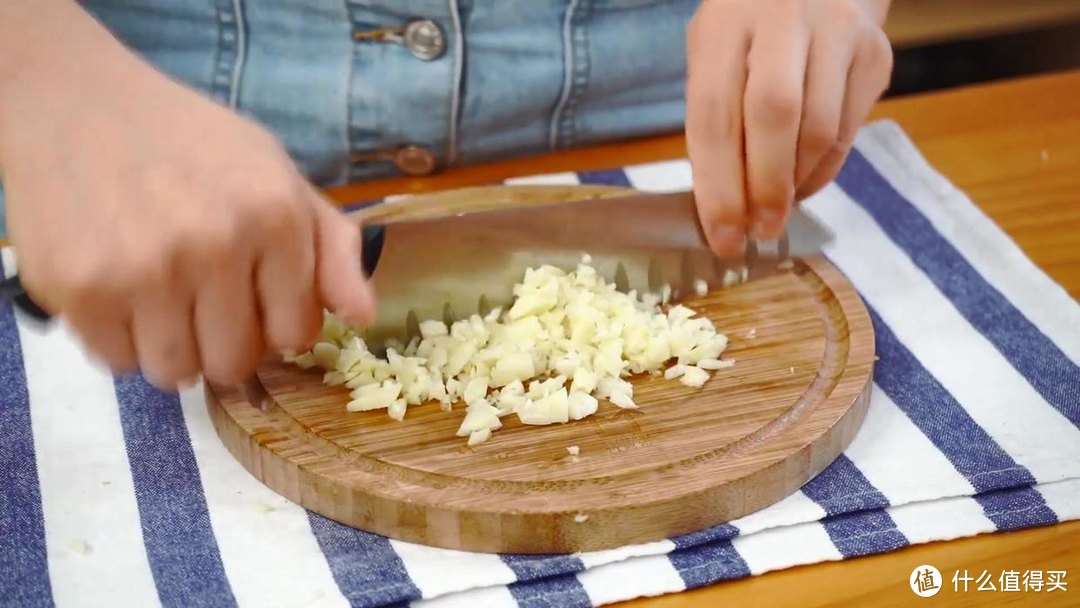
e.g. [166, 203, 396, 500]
[618, 519, 1080, 607]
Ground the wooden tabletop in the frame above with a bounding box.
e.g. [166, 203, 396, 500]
[329, 69, 1080, 607]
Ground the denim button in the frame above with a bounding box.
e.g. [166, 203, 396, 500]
[394, 145, 437, 175]
[403, 19, 445, 61]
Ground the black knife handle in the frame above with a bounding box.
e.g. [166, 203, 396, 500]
[1, 274, 51, 322]
[361, 223, 384, 278]
[1, 224, 385, 324]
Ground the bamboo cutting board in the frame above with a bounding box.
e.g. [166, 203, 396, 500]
[204, 185, 875, 554]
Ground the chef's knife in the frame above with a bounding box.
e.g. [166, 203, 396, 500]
[355, 189, 832, 346]
[1, 190, 832, 347]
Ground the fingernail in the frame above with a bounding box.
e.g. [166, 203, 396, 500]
[752, 211, 784, 239]
[710, 225, 745, 256]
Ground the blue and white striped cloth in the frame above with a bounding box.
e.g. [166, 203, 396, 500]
[1, 120, 1077, 608]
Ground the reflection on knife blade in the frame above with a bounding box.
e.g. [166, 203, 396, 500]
[353, 190, 832, 346]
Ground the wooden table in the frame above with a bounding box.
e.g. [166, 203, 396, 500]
[328, 69, 1080, 607]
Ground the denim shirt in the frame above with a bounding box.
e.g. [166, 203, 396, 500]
[0, 0, 698, 238]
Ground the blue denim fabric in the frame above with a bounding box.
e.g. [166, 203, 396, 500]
[0, 0, 698, 239]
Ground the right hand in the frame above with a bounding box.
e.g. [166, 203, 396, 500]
[0, 30, 376, 389]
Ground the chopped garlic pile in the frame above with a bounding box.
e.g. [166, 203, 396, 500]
[285, 257, 733, 445]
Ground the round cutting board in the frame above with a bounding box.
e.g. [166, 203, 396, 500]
[204, 185, 875, 554]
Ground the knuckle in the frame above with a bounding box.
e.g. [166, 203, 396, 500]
[753, 88, 802, 126]
[689, 97, 742, 144]
[245, 179, 309, 238]
[862, 28, 894, 69]
[247, 165, 301, 207]
[196, 218, 242, 260]
[126, 246, 174, 289]
[827, 0, 861, 24]
[802, 117, 836, 152]
[752, 187, 792, 213]
[695, 190, 747, 229]
[60, 256, 116, 303]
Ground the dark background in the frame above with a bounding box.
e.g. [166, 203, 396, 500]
[887, 18, 1080, 98]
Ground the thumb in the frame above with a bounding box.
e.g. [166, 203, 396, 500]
[311, 194, 377, 328]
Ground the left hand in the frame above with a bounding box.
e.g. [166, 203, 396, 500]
[685, 0, 894, 257]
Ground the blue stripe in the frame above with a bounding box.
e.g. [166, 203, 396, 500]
[802, 455, 891, 513]
[977, 485, 1058, 531]
[672, 523, 739, 550]
[502, 554, 584, 581]
[0, 257, 54, 607]
[576, 169, 633, 187]
[307, 513, 421, 608]
[864, 304, 1059, 531]
[668, 538, 750, 589]
[502, 553, 591, 607]
[836, 150, 1080, 426]
[801, 455, 908, 557]
[114, 374, 236, 608]
[819, 509, 908, 558]
[867, 305, 1038, 492]
[507, 572, 592, 608]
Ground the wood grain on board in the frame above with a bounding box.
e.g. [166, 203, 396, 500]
[205, 185, 876, 554]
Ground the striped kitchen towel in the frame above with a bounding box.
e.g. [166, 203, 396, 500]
[1, 119, 1077, 608]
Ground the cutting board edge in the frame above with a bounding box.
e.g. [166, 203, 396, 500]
[203, 371, 873, 553]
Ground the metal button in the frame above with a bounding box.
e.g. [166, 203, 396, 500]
[403, 19, 445, 61]
[393, 145, 437, 176]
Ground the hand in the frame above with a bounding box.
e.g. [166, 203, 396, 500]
[685, 0, 893, 256]
[0, 12, 375, 389]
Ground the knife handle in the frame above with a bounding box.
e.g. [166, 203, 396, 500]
[1, 224, 386, 324]
[361, 224, 385, 278]
[1, 274, 51, 322]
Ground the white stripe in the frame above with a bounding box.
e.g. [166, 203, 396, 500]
[1037, 478, 1080, 522]
[503, 172, 581, 186]
[411, 584, 518, 608]
[805, 185, 1080, 483]
[578, 554, 685, 606]
[623, 160, 693, 193]
[390, 540, 516, 601]
[19, 321, 159, 607]
[1, 247, 16, 275]
[578, 539, 674, 569]
[177, 384, 349, 608]
[888, 495, 994, 544]
[844, 388, 975, 505]
[731, 489, 827, 535]
[732, 521, 842, 575]
[855, 121, 1080, 364]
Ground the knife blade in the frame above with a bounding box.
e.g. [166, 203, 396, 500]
[356, 190, 832, 346]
